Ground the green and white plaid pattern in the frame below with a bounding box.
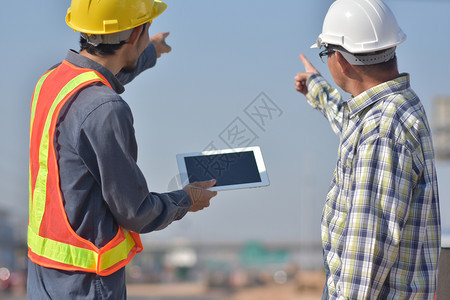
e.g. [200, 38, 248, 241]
[306, 74, 441, 299]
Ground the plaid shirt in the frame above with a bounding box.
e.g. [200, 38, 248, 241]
[306, 74, 441, 299]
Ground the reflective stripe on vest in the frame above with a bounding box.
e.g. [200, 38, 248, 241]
[28, 60, 143, 276]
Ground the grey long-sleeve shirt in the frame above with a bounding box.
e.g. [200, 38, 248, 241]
[27, 45, 191, 299]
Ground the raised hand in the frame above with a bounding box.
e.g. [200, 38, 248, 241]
[294, 54, 319, 96]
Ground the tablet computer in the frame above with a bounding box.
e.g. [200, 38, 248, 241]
[176, 146, 270, 191]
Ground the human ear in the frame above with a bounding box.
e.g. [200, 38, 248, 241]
[336, 51, 351, 75]
[126, 25, 144, 46]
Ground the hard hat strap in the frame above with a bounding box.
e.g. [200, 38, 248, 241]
[332, 46, 397, 66]
[80, 29, 134, 47]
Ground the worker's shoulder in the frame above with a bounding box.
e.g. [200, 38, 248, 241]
[68, 82, 131, 124]
[361, 91, 427, 149]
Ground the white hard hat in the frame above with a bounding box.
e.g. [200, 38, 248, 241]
[312, 0, 407, 54]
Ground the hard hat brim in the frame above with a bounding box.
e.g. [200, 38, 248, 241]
[152, 0, 167, 20]
[310, 36, 324, 49]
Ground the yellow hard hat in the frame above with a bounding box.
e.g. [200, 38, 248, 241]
[66, 0, 167, 35]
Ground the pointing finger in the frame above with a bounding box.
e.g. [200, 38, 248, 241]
[299, 54, 319, 74]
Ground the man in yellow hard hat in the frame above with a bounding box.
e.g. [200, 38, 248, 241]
[27, 0, 217, 298]
[294, 0, 440, 299]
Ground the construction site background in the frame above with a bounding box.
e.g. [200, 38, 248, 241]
[0, 221, 324, 300]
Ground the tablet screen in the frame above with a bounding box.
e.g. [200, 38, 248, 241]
[177, 146, 269, 191]
[184, 151, 262, 186]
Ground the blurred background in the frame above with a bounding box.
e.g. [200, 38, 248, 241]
[0, 0, 449, 299]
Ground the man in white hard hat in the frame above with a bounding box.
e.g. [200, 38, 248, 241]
[294, 0, 440, 299]
[27, 0, 217, 298]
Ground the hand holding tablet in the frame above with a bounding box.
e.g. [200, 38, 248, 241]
[177, 146, 270, 191]
[183, 179, 217, 212]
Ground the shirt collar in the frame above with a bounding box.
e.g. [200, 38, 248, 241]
[64, 50, 125, 94]
[346, 73, 411, 118]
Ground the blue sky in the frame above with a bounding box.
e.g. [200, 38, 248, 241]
[1, 0, 449, 244]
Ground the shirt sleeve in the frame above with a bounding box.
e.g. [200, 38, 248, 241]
[306, 74, 345, 136]
[115, 43, 157, 85]
[77, 97, 191, 234]
[338, 136, 415, 299]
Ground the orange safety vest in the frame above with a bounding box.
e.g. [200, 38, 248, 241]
[28, 60, 143, 276]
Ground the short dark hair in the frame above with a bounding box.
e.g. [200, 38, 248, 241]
[79, 23, 148, 56]
[79, 37, 126, 56]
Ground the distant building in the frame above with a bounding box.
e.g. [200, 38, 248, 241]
[432, 97, 450, 160]
[127, 239, 323, 285]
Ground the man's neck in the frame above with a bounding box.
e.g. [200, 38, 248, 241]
[80, 50, 123, 75]
[347, 69, 400, 97]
